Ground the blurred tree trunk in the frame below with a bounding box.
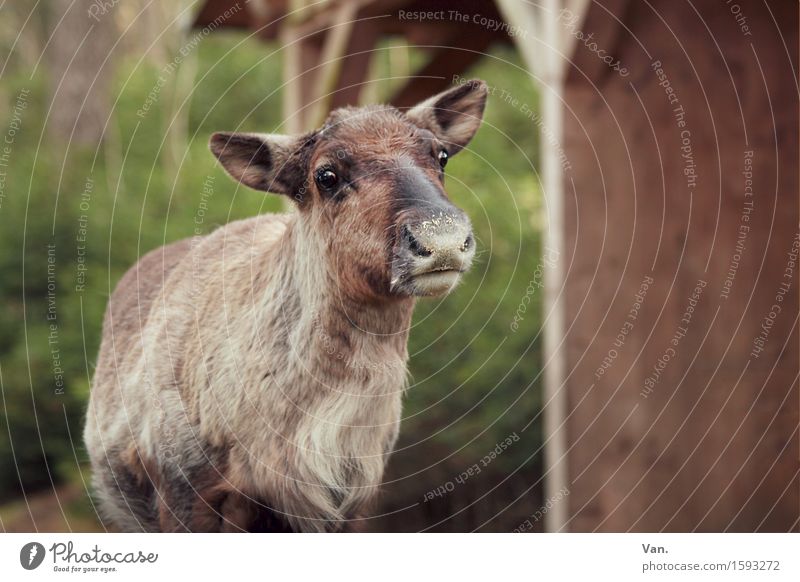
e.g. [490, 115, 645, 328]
[46, 0, 118, 146]
[0, 2, 45, 76]
[118, 1, 192, 67]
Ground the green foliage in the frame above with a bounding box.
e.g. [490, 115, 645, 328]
[0, 36, 543, 524]
[0, 74, 89, 499]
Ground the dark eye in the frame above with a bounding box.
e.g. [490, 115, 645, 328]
[315, 168, 338, 190]
[438, 149, 448, 169]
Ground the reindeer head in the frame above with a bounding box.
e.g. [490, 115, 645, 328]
[210, 80, 487, 301]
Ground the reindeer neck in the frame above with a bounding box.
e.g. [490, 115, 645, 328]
[277, 214, 415, 367]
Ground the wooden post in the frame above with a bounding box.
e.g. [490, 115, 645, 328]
[560, 0, 798, 531]
[496, 0, 590, 533]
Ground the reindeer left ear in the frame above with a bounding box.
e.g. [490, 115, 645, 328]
[406, 80, 488, 155]
[209, 131, 310, 201]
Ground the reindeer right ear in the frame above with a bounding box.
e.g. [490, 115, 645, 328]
[405, 80, 487, 155]
[209, 132, 306, 197]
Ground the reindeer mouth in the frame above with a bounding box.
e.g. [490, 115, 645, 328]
[390, 267, 465, 297]
[407, 268, 465, 296]
[390, 208, 475, 298]
[390, 236, 474, 297]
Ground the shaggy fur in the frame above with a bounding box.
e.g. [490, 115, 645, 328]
[84, 80, 487, 532]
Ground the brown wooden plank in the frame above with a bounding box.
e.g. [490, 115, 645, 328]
[193, 0, 254, 30]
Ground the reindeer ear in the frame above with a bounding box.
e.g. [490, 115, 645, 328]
[406, 80, 488, 155]
[209, 132, 307, 198]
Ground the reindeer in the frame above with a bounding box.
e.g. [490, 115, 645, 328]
[83, 80, 487, 532]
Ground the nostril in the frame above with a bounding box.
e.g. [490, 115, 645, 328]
[461, 234, 473, 252]
[403, 226, 432, 257]
[408, 233, 432, 257]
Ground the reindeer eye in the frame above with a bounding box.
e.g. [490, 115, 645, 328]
[315, 168, 338, 190]
[438, 150, 448, 169]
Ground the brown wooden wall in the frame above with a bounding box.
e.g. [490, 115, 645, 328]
[560, 0, 798, 531]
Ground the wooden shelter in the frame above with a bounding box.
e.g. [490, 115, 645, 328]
[195, 0, 515, 131]
[194, 0, 799, 532]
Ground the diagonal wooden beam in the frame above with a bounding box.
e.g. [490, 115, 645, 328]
[389, 32, 495, 109]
